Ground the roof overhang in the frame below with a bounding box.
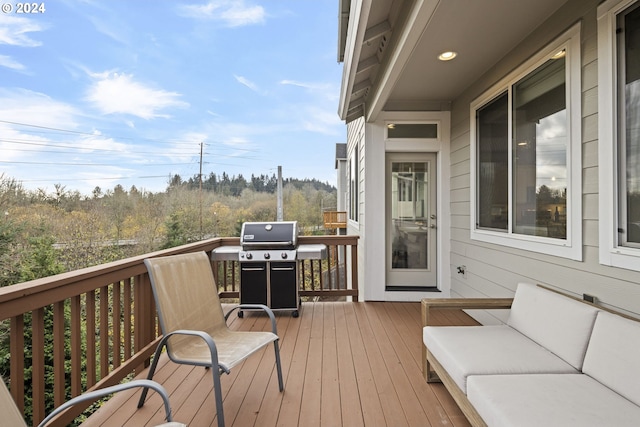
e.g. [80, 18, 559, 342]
[337, 0, 571, 123]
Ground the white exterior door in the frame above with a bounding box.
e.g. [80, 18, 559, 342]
[386, 152, 438, 288]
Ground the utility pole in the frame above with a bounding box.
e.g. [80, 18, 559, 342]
[199, 142, 203, 238]
[277, 165, 283, 221]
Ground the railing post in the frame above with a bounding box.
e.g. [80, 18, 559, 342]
[351, 243, 358, 302]
[10, 315, 25, 413]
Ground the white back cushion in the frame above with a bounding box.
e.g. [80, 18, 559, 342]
[507, 283, 599, 369]
[583, 311, 640, 407]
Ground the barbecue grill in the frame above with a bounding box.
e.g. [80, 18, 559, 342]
[212, 221, 327, 317]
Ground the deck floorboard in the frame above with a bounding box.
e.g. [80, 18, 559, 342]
[82, 301, 476, 427]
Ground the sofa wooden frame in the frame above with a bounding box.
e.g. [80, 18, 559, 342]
[421, 297, 513, 427]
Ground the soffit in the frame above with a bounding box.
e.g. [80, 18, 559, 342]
[340, 0, 571, 122]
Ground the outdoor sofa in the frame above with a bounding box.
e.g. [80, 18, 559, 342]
[422, 282, 640, 427]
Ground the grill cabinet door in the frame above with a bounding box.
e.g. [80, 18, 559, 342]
[269, 262, 298, 310]
[240, 262, 268, 305]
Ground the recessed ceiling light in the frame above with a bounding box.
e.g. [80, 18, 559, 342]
[438, 51, 457, 61]
[387, 123, 395, 129]
[551, 49, 566, 59]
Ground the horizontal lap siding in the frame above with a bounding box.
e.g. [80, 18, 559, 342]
[448, 0, 640, 318]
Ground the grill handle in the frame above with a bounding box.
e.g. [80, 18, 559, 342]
[241, 266, 266, 271]
[271, 266, 295, 271]
[241, 240, 294, 247]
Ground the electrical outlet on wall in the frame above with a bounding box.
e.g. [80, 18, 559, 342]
[456, 265, 467, 278]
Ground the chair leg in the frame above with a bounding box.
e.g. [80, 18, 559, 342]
[137, 342, 164, 408]
[274, 341, 284, 392]
[212, 368, 225, 427]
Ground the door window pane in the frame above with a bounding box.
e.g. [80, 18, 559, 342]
[513, 57, 567, 238]
[391, 162, 429, 269]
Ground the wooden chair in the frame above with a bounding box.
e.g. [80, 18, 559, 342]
[138, 251, 284, 427]
[0, 376, 184, 427]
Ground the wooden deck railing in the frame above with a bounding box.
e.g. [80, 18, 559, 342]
[0, 234, 358, 426]
[323, 211, 347, 229]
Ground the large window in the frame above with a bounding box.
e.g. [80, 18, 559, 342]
[348, 143, 359, 221]
[618, 3, 640, 247]
[471, 24, 582, 260]
[598, 0, 640, 270]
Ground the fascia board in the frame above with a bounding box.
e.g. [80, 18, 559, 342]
[365, 0, 440, 122]
[339, 0, 372, 120]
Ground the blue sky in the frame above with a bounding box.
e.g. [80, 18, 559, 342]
[0, 0, 345, 195]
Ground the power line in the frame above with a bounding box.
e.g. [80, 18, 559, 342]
[0, 160, 202, 166]
[17, 175, 170, 183]
[0, 119, 263, 151]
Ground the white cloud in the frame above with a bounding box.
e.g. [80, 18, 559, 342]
[0, 88, 79, 129]
[0, 54, 26, 71]
[178, 0, 265, 27]
[85, 72, 189, 119]
[300, 106, 343, 136]
[279, 80, 329, 90]
[280, 79, 339, 102]
[88, 15, 129, 44]
[234, 74, 260, 93]
[0, 15, 46, 47]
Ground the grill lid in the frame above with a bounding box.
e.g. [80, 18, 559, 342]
[240, 221, 298, 249]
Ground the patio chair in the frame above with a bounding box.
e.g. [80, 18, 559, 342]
[0, 376, 185, 427]
[138, 251, 284, 427]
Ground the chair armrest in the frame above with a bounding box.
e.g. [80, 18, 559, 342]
[421, 297, 513, 327]
[226, 304, 279, 336]
[161, 329, 227, 372]
[37, 380, 183, 427]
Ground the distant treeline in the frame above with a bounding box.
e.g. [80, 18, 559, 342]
[171, 172, 335, 197]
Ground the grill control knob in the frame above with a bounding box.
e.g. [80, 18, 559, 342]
[281, 252, 288, 259]
[245, 252, 253, 260]
[264, 252, 271, 259]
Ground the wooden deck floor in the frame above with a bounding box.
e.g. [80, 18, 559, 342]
[82, 301, 477, 427]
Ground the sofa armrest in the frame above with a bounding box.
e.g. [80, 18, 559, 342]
[421, 297, 514, 327]
[421, 297, 513, 385]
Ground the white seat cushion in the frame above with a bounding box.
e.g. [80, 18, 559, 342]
[467, 374, 640, 427]
[507, 283, 600, 370]
[583, 311, 640, 407]
[423, 325, 577, 393]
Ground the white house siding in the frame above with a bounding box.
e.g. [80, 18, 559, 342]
[449, 0, 640, 320]
[346, 117, 366, 298]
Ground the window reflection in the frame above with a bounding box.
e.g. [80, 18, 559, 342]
[513, 57, 567, 239]
[621, 4, 640, 246]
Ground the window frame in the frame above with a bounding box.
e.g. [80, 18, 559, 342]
[470, 23, 582, 260]
[348, 142, 359, 222]
[598, 0, 640, 271]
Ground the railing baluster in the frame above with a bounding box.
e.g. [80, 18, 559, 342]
[53, 301, 65, 408]
[70, 295, 82, 398]
[99, 285, 109, 380]
[123, 283, 132, 361]
[113, 281, 121, 368]
[86, 291, 96, 388]
[32, 307, 45, 426]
